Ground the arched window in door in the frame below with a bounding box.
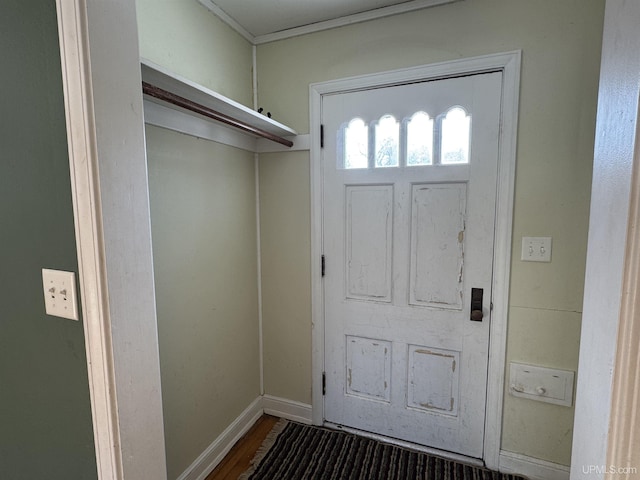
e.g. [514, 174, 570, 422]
[440, 107, 471, 165]
[406, 111, 434, 166]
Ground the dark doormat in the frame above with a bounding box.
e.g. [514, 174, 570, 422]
[240, 420, 527, 480]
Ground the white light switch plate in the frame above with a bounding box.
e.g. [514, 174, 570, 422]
[521, 236, 552, 262]
[42, 269, 79, 321]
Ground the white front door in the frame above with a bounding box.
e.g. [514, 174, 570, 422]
[322, 72, 502, 458]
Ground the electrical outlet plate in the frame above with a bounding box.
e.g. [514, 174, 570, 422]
[521, 236, 552, 262]
[42, 269, 79, 321]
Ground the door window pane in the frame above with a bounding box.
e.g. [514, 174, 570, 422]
[374, 115, 399, 168]
[407, 112, 433, 166]
[441, 107, 470, 164]
[344, 118, 369, 169]
[341, 108, 472, 169]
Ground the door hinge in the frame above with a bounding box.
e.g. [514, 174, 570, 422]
[320, 124, 324, 148]
[321, 254, 326, 277]
[322, 372, 326, 395]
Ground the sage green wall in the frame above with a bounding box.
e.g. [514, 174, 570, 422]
[137, 0, 253, 107]
[146, 126, 260, 479]
[0, 1, 96, 478]
[257, 0, 604, 466]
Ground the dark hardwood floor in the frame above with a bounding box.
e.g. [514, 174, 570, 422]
[205, 415, 279, 480]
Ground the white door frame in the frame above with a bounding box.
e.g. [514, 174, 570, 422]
[309, 51, 521, 469]
[55, 1, 167, 478]
[572, 1, 640, 476]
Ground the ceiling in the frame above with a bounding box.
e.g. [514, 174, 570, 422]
[198, 0, 459, 44]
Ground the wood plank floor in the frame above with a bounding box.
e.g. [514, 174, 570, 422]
[205, 415, 279, 480]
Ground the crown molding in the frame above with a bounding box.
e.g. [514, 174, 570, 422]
[197, 0, 254, 43]
[198, 0, 461, 45]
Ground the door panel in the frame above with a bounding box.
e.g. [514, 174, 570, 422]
[322, 72, 502, 458]
[346, 336, 392, 402]
[410, 183, 466, 309]
[346, 185, 393, 302]
[407, 345, 460, 416]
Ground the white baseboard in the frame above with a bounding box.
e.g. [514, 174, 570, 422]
[262, 394, 313, 424]
[177, 396, 263, 480]
[175, 395, 312, 480]
[499, 450, 570, 480]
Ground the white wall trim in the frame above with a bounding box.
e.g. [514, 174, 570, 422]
[252, 44, 265, 398]
[196, 0, 254, 43]
[255, 154, 265, 395]
[607, 117, 640, 473]
[55, 1, 123, 477]
[309, 51, 521, 469]
[175, 395, 312, 480]
[56, 0, 167, 478]
[262, 395, 313, 424]
[198, 0, 461, 46]
[177, 397, 263, 480]
[252, 0, 460, 45]
[571, 2, 640, 478]
[252, 45, 258, 112]
[499, 451, 570, 480]
[482, 51, 521, 471]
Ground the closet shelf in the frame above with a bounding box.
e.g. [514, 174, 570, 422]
[141, 59, 296, 148]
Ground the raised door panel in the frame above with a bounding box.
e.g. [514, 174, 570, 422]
[346, 185, 393, 302]
[410, 183, 466, 309]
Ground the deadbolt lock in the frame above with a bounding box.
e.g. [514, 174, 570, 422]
[470, 288, 484, 321]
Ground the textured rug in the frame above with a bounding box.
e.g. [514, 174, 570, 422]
[240, 420, 527, 480]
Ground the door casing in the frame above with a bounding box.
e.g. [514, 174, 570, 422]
[309, 51, 521, 469]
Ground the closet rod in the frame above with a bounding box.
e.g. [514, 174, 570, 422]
[142, 82, 294, 148]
